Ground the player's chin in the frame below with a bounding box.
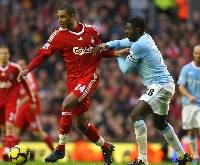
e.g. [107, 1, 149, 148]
[124, 34, 129, 38]
[60, 24, 65, 28]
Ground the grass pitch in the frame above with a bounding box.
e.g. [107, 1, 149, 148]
[0, 161, 179, 165]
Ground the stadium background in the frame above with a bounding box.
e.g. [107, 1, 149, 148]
[0, 0, 200, 163]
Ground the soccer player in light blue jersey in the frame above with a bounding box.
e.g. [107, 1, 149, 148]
[92, 17, 192, 165]
[178, 45, 200, 165]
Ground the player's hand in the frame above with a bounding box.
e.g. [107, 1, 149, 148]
[17, 69, 29, 82]
[115, 48, 130, 57]
[92, 43, 108, 54]
[188, 95, 196, 103]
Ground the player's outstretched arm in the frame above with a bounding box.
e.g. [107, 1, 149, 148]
[92, 43, 108, 54]
[98, 48, 130, 59]
[17, 53, 47, 82]
[115, 48, 130, 57]
[106, 38, 131, 49]
[92, 39, 131, 54]
[117, 53, 137, 74]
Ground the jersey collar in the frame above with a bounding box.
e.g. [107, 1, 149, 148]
[192, 61, 200, 70]
[0, 62, 9, 71]
[59, 23, 85, 35]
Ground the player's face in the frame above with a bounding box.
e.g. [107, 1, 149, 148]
[0, 48, 10, 65]
[57, 10, 73, 29]
[193, 46, 200, 65]
[124, 23, 140, 42]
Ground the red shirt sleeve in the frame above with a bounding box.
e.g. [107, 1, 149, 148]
[98, 50, 116, 58]
[27, 51, 48, 71]
[92, 26, 101, 45]
[28, 29, 62, 72]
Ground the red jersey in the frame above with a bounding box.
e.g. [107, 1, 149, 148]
[0, 62, 21, 104]
[28, 23, 115, 90]
[19, 73, 40, 114]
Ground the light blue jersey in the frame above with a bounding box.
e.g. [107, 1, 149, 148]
[177, 62, 200, 106]
[106, 33, 174, 86]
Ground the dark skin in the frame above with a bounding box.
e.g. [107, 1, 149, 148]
[57, 10, 77, 31]
[92, 21, 169, 130]
[17, 9, 129, 131]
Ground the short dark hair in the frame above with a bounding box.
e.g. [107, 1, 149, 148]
[58, 3, 75, 16]
[127, 17, 145, 32]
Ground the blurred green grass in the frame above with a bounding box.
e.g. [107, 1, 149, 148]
[0, 160, 177, 165]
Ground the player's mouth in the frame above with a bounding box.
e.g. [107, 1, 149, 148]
[59, 23, 65, 28]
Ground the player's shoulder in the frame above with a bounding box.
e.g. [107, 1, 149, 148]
[182, 62, 193, 70]
[132, 33, 153, 51]
[131, 39, 145, 52]
[83, 24, 99, 34]
[180, 62, 193, 74]
[48, 28, 63, 43]
[84, 24, 97, 30]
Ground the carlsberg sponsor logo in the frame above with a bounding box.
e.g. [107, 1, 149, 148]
[73, 45, 93, 56]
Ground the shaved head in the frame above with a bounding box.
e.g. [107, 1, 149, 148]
[194, 45, 200, 52]
[193, 45, 200, 66]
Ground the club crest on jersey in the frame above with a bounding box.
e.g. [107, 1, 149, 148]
[73, 45, 93, 56]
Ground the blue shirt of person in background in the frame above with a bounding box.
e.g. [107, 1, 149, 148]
[178, 62, 200, 106]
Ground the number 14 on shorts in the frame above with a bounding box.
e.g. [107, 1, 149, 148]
[74, 84, 86, 93]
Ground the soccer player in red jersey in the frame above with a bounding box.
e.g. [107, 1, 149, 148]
[0, 45, 35, 160]
[14, 59, 54, 151]
[17, 3, 128, 165]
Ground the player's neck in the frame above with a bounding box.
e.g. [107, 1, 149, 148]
[0, 61, 9, 68]
[194, 61, 200, 67]
[67, 20, 78, 31]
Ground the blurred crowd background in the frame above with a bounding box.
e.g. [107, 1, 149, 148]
[0, 0, 200, 144]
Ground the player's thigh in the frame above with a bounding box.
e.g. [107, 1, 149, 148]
[72, 73, 99, 102]
[72, 97, 90, 116]
[15, 103, 30, 129]
[182, 104, 200, 130]
[131, 100, 152, 121]
[139, 83, 175, 116]
[24, 107, 39, 131]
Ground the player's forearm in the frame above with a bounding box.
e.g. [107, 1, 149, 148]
[106, 40, 121, 49]
[106, 38, 130, 49]
[178, 85, 192, 98]
[117, 57, 134, 74]
[101, 50, 119, 58]
[27, 50, 48, 72]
